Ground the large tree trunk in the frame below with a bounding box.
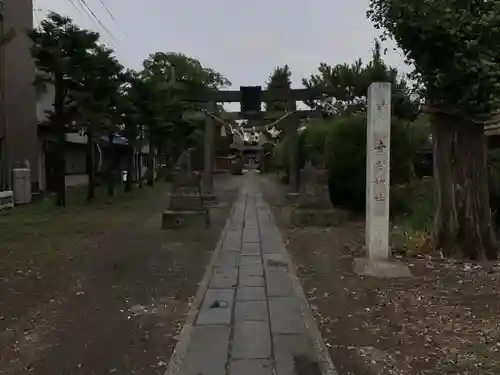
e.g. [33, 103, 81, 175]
[125, 145, 134, 193]
[138, 127, 143, 189]
[107, 133, 115, 197]
[86, 129, 96, 201]
[432, 113, 497, 260]
[147, 132, 155, 186]
[54, 73, 66, 207]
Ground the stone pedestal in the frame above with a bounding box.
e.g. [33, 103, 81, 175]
[285, 192, 299, 204]
[230, 156, 243, 175]
[162, 209, 210, 229]
[289, 165, 348, 227]
[201, 193, 219, 207]
[162, 166, 210, 229]
[353, 258, 412, 278]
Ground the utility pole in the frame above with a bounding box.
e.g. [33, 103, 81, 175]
[0, 0, 6, 190]
[0, 0, 16, 190]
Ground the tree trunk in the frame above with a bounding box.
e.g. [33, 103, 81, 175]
[125, 145, 134, 193]
[107, 133, 115, 197]
[54, 73, 66, 207]
[138, 127, 143, 189]
[147, 149, 155, 186]
[432, 113, 497, 260]
[86, 129, 96, 201]
[147, 131, 155, 187]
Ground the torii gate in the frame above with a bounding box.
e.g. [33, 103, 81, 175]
[183, 86, 331, 200]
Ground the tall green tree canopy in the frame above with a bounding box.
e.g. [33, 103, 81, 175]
[265, 65, 292, 112]
[30, 12, 103, 128]
[368, 0, 500, 120]
[140, 52, 231, 158]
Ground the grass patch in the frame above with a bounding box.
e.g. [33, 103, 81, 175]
[0, 183, 169, 281]
[391, 178, 435, 256]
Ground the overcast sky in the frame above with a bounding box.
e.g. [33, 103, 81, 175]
[36, 0, 409, 89]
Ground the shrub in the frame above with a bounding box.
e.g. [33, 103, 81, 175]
[324, 115, 414, 210]
[272, 139, 287, 170]
[271, 132, 307, 179]
[301, 120, 331, 165]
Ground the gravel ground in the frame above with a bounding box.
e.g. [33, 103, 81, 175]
[0, 174, 242, 375]
[260, 174, 500, 375]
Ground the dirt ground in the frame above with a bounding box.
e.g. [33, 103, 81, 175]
[0, 175, 241, 375]
[260, 174, 500, 375]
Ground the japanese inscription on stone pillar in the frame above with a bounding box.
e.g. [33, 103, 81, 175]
[365, 82, 391, 260]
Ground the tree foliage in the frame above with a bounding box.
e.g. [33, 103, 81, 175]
[30, 12, 108, 205]
[303, 40, 420, 121]
[265, 65, 292, 112]
[367, 0, 500, 120]
[30, 13, 231, 204]
[141, 52, 231, 161]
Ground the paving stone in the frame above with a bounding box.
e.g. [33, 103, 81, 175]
[240, 255, 262, 266]
[236, 287, 266, 301]
[224, 230, 242, 249]
[196, 289, 234, 325]
[273, 334, 319, 375]
[178, 325, 230, 375]
[269, 297, 306, 334]
[260, 233, 284, 254]
[209, 267, 238, 288]
[235, 301, 268, 322]
[242, 243, 261, 254]
[239, 273, 265, 287]
[264, 254, 289, 269]
[229, 359, 274, 375]
[261, 242, 283, 254]
[243, 230, 260, 243]
[266, 270, 294, 297]
[221, 245, 240, 252]
[239, 264, 263, 276]
[231, 321, 271, 359]
[214, 252, 239, 267]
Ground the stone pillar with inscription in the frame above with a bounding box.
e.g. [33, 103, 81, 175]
[202, 101, 217, 204]
[365, 82, 391, 259]
[354, 82, 412, 278]
[285, 96, 299, 203]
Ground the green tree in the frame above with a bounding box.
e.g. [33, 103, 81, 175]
[30, 12, 102, 206]
[368, 0, 499, 259]
[118, 70, 141, 192]
[265, 65, 292, 113]
[141, 52, 231, 173]
[75, 45, 125, 200]
[302, 41, 420, 121]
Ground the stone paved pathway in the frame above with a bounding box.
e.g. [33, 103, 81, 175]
[166, 175, 336, 375]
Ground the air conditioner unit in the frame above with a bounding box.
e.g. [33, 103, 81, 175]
[0, 190, 14, 210]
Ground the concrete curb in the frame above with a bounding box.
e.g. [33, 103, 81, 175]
[264, 199, 338, 375]
[164, 198, 237, 375]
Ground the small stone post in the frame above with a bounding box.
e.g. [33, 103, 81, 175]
[354, 82, 411, 278]
[203, 101, 216, 200]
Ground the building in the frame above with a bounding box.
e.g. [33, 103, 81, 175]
[36, 83, 150, 191]
[0, 0, 38, 191]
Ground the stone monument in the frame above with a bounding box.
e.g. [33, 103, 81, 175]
[230, 153, 244, 175]
[162, 148, 210, 229]
[354, 82, 412, 278]
[289, 147, 349, 227]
